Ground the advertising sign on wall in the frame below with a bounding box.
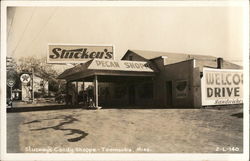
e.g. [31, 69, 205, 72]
[48, 44, 114, 63]
[201, 68, 243, 106]
[175, 80, 188, 98]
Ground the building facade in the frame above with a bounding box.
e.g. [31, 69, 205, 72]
[22, 74, 49, 101]
[58, 49, 242, 108]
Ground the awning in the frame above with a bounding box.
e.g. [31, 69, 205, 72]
[58, 59, 157, 81]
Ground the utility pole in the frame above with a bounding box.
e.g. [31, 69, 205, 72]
[32, 67, 34, 103]
[94, 75, 98, 107]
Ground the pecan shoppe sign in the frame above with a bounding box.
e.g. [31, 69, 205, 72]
[88, 59, 154, 72]
[48, 44, 114, 63]
[201, 68, 243, 106]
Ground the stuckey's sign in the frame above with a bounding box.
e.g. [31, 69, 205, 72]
[201, 68, 243, 106]
[48, 44, 114, 63]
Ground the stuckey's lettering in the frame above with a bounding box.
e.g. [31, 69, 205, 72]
[50, 48, 61, 59]
[50, 48, 113, 60]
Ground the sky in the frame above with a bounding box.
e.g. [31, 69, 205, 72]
[7, 5, 245, 69]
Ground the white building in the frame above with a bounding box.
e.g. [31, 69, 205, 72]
[22, 74, 49, 101]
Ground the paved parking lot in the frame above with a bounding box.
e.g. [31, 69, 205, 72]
[7, 105, 243, 153]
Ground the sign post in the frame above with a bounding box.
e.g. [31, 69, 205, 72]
[94, 75, 99, 108]
[10, 86, 12, 100]
[20, 73, 31, 102]
[7, 79, 16, 99]
[32, 68, 34, 103]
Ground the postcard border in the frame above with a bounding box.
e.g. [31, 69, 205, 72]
[1, 1, 249, 161]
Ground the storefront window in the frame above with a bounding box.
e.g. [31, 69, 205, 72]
[139, 82, 153, 99]
[114, 86, 126, 98]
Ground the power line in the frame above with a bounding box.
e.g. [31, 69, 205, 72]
[12, 8, 35, 55]
[225, 59, 243, 61]
[167, 57, 243, 61]
[7, 8, 16, 39]
[25, 7, 58, 54]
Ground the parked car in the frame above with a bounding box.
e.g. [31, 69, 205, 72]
[55, 94, 66, 104]
[6, 98, 12, 108]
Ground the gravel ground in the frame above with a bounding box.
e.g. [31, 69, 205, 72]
[7, 112, 24, 153]
[7, 107, 243, 153]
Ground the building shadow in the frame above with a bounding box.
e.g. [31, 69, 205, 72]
[7, 104, 243, 112]
[7, 105, 84, 113]
[100, 105, 195, 109]
[7, 104, 196, 113]
[231, 112, 243, 118]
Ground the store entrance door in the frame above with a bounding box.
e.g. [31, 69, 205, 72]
[129, 84, 135, 105]
[166, 81, 173, 106]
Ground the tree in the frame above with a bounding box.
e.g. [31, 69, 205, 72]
[7, 57, 17, 71]
[17, 57, 60, 95]
[17, 57, 58, 78]
[6, 57, 20, 99]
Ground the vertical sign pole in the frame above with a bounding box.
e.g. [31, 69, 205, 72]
[76, 81, 78, 105]
[82, 79, 85, 91]
[94, 75, 98, 107]
[10, 86, 12, 100]
[82, 79, 85, 104]
[32, 68, 34, 103]
[66, 81, 69, 105]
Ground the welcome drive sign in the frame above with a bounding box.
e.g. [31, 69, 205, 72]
[48, 44, 114, 63]
[201, 68, 243, 106]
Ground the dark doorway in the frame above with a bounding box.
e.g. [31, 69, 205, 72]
[128, 84, 135, 105]
[166, 81, 173, 106]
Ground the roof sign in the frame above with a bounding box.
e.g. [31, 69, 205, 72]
[48, 44, 114, 63]
[88, 59, 154, 72]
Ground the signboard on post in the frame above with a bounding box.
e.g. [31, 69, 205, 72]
[201, 68, 243, 106]
[48, 44, 114, 63]
[7, 69, 17, 100]
[7, 79, 15, 88]
[20, 74, 31, 84]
